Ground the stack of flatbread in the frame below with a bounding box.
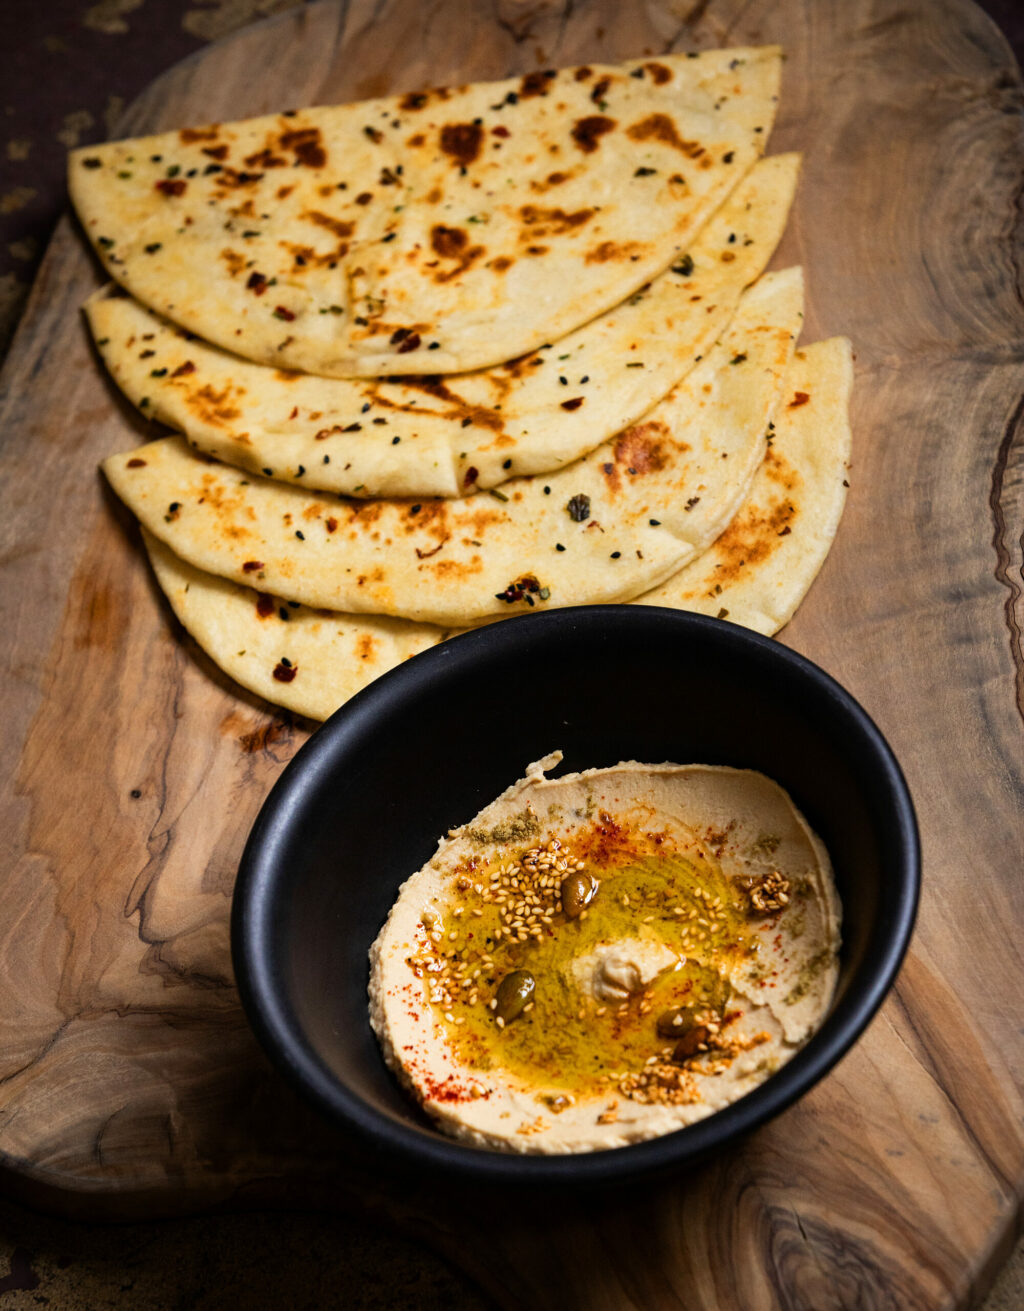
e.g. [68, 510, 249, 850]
[72, 48, 852, 721]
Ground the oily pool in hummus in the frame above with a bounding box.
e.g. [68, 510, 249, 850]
[369, 753, 841, 1153]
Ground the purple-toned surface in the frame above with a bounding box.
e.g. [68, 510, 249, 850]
[0, 0, 305, 354]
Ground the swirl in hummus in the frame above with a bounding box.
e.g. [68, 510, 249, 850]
[368, 752, 841, 1153]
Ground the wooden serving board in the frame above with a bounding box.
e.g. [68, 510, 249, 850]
[2, 0, 1022, 1305]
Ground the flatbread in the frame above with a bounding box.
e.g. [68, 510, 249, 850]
[70, 49, 781, 378]
[140, 337, 851, 722]
[104, 267, 802, 626]
[86, 153, 800, 498]
[143, 530, 453, 721]
[637, 337, 853, 630]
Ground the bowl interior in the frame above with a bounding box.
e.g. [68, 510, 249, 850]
[234, 607, 918, 1184]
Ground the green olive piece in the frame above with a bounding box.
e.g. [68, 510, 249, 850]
[672, 1025, 710, 1062]
[494, 969, 536, 1022]
[655, 1007, 695, 1039]
[560, 871, 597, 919]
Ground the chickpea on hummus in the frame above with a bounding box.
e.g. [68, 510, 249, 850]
[368, 753, 841, 1153]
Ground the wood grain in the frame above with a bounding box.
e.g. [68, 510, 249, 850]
[1, 0, 1022, 1306]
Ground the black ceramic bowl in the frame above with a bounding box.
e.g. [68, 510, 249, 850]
[232, 607, 919, 1187]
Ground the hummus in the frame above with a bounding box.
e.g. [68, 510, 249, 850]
[368, 753, 841, 1153]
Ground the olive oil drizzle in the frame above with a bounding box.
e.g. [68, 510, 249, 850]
[415, 831, 754, 1097]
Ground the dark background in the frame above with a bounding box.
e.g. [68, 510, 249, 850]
[0, 2, 1021, 1307]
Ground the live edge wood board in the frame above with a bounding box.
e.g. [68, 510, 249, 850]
[1, 1, 1022, 1307]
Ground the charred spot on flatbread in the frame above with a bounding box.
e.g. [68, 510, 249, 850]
[627, 113, 705, 158]
[440, 122, 484, 166]
[571, 115, 616, 153]
[645, 62, 674, 84]
[279, 126, 327, 168]
[585, 240, 645, 264]
[429, 225, 485, 282]
[612, 423, 670, 477]
[179, 126, 221, 144]
[432, 225, 469, 258]
[519, 70, 557, 98]
[519, 205, 596, 238]
[186, 383, 242, 426]
[703, 493, 798, 590]
[245, 147, 288, 169]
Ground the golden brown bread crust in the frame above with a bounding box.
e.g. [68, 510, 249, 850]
[70, 48, 781, 378]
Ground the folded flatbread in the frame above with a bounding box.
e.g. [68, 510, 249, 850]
[86, 154, 799, 498]
[638, 337, 853, 631]
[103, 267, 802, 626]
[70, 48, 781, 377]
[142, 527, 455, 721]
[142, 337, 852, 720]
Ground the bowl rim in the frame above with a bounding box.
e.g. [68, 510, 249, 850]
[232, 606, 920, 1185]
